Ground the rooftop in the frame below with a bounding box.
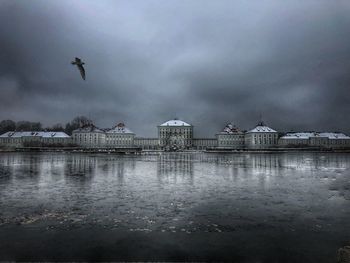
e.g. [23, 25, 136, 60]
[319, 132, 350, 139]
[281, 132, 350, 139]
[0, 131, 70, 138]
[73, 124, 104, 133]
[219, 123, 242, 134]
[247, 125, 277, 133]
[281, 132, 314, 139]
[106, 123, 134, 134]
[160, 119, 191, 127]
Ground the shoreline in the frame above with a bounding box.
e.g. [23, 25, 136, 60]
[0, 147, 350, 154]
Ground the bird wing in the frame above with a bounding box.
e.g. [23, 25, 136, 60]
[78, 64, 86, 80]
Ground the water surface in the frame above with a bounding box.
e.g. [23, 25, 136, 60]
[0, 152, 349, 262]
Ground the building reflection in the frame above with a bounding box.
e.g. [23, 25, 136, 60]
[194, 152, 350, 170]
[109, 157, 126, 185]
[0, 152, 350, 188]
[157, 153, 194, 184]
[63, 154, 98, 188]
[64, 154, 97, 176]
[0, 153, 42, 182]
[276, 153, 350, 170]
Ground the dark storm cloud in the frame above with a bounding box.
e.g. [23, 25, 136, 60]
[0, 0, 350, 136]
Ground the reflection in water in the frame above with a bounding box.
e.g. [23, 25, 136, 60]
[0, 152, 349, 262]
[0, 152, 349, 233]
[0, 152, 349, 183]
[65, 154, 97, 177]
[157, 153, 194, 184]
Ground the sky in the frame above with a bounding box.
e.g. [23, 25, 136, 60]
[0, 0, 350, 137]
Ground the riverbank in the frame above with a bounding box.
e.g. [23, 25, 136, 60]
[0, 147, 143, 154]
[0, 147, 350, 154]
[205, 147, 350, 153]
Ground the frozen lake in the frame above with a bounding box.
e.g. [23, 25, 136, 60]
[0, 152, 349, 262]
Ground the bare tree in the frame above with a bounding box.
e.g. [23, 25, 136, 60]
[16, 121, 42, 131]
[65, 116, 92, 135]
[45, 123, 64, 132]
[0, 120, 16, 134]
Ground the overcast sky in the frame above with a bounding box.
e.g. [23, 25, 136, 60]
[0, 0, 350, 136]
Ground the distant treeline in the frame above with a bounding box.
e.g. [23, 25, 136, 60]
[0, 116, 92, 136]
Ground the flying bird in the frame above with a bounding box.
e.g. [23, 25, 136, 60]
[71, 57, 86, 80]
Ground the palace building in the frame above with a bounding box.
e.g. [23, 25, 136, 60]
[216, 123, 245, 149]
[1, 118, 349, 150]
[134, 138, 159, 150]
[0, 131, 71, 147]
[245, 121, 279, 149]
[72, 124, 106, 148]
[192, 138, 217, 150]
[279, 132, 350, 148]
[105, 123, 135, 148]
[158, 119, 193, 150]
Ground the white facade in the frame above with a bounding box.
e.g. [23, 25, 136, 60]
[279, 132, 350, 149]
[278, 132, 311, 146]
[72, 125, 106, 148]
[105, 123, 135, 148]
[72, 123, 137, 148]
[0, 131, 71, 147]
[216, 123, 245, 149]
[2, 120, 349, 151]
[158, 119, 193, 150]
[245, 122, 278, 149]
[134, 138, 159, 150]
[193, 138, 217, 150]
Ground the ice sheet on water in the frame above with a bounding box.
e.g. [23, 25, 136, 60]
[0, 152, 349, 235]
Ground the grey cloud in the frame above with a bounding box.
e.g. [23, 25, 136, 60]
[0, 0, 349, 136]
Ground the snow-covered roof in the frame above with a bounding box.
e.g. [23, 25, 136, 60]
[219, 123, 243, 134]
[281, 132, 350, 140]
[160, 119, 191, 126]
[106, 123, 134, 134]
[247, 124, 277, 133]
[280, 132, 314, 139]
[317, 132, 350, 139]
[0, 131, 70, 138]
[72, 125, 104, 133]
